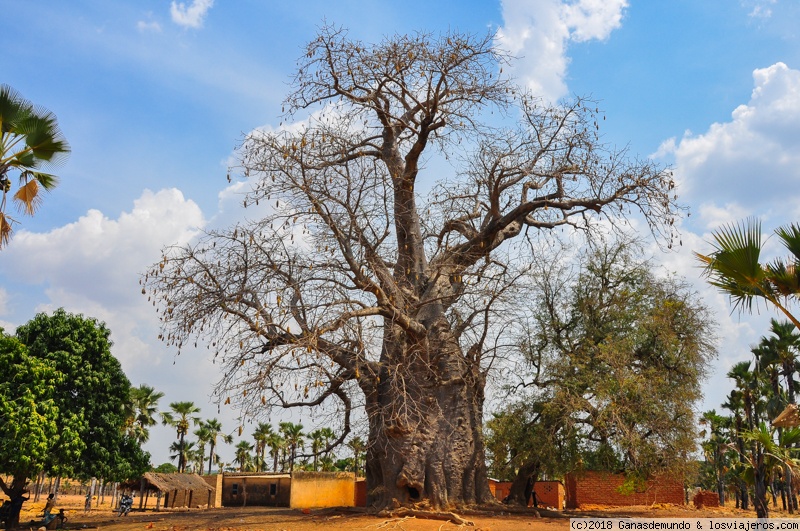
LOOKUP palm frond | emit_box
[17,109,70,167]
[696,218,769,313]
[766,259,800,298]
[0,212,12,248]
[0,84,33,133]
[776,224,800,263]
[13,178,42,215]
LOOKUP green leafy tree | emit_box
[753,320,800,511]
[14,309,149,482]
[153,462,178,474]
[319,427,336,459]
[763,319,800,405]
[489,239,717,504]
[161,401,201,473]
[486,400,578,505]
[0,310,148,526]
[696,218,800,329]
[0,332,74,528]
[335,458,355,472]
[0,84,70,247]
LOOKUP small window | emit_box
[270,483,277,496]
[231,483,239,495]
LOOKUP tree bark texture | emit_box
[363,320,491,508]
[0,475,29,529]
[506,462,539,506]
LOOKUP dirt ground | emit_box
[11,494,800,531]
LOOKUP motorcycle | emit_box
[117,494,133,517]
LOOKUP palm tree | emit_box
[309,429,325,471]
[319,427,336,458]
[169,440,196,471]
[766,319,800,405]
[201,418,233,475]
[161,401,201,473]
[728,361,758,430]
[252,423,273,472]
[346,437,366,477]
[699,410,731,506]
[266,432,285,472]
[193,425,211,475]
[318,456,336,472]
[696,218,800,329]
[234,441,254,472]
[0,84,70,247]
[757,319,800,512]
[126,384,164,444]
[737,423,800,518]
[279,422,305,471]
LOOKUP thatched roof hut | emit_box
[138,473,214,510]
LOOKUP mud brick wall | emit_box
[290,471,355,509]
[565,471,684,508]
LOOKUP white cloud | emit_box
[496,0,628,102]
[744,0,777,18]
[0,189,233,464]
[136,20,162,32]
[649,63,800,411]
[697,202,751,230]
[657,62,800,229]
[3,189,204,365]
[170,0,214,29]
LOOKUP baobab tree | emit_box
[143,26,680,509]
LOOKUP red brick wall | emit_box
[565,471,684,508]
[693,491,719,508]
[488,480,564,509]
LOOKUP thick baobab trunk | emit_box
[363,319,493,509]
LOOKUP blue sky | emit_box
[3,0,800,468]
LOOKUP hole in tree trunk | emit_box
[406,486,420,502]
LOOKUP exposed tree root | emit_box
[376,507,474,526]
[459,504,541,518]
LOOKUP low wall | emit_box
[565,471,684,508]
[490,480,564,509]
[290,471,355,509]
[693,490,720,508]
